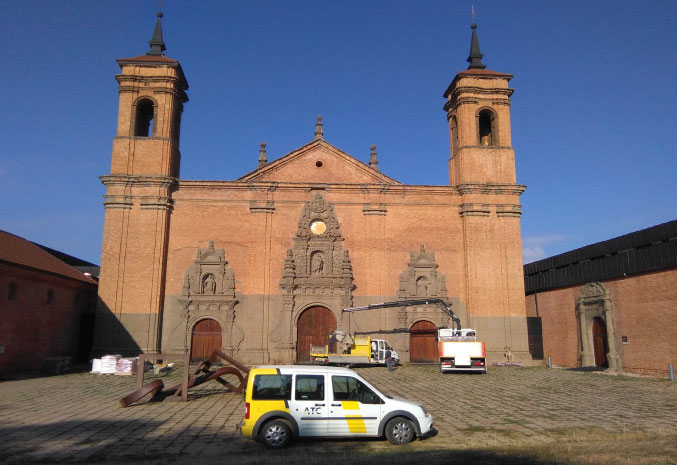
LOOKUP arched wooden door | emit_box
[190,319,222,362]
[296,306,336,363]
[592,317,609,367]
[410,320,438,363]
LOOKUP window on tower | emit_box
[451,116,459,155]
[134,99,155,137]
[478,109,496,146]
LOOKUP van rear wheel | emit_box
[385,417,414,445]
[260,419,292,449]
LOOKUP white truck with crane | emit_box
[342,299,486,373]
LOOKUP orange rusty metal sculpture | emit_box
[120,351,249,407]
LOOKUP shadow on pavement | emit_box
[0,419,562,465]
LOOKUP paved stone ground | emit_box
[0,365,675,463]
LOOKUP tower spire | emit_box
[147,11,166,56]
[466,22,486,69]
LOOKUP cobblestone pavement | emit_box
[0,365,675,463]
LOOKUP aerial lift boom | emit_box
[342,298,462,330]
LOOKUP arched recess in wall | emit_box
[576,282,620,370]
[476,107,498,146]
[450,115,459,154]
[409,320,438,363]
[190,318,223,362]
[296,306,336,363]
[133,97,156,137]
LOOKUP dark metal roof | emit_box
[147,11,166,56]
[467,23,486,69]
[524,220,677,294]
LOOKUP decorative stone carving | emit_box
[576,281,621,371]
[178,241,243,355]
[273,193,354,352]
[399,244,448,299]
[398,244,450,328]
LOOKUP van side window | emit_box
[332,376,382,404]
[252,374,292,400]
[295,375,324,401]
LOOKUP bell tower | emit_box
[443,22,530,363]
[94,12,189,355]
[444,22,515,186]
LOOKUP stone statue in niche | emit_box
[398,244,447,299]
[203,274,216,295]
[181,241,236,299]
[223,268,235,292]
[416,276,429,296]
[311,253,325,275]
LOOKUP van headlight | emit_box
[419,404,430,417]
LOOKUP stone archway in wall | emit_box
[190,318,222,362]
[296,306,337,363]
[576,282,620,370]
[270,193,354,362]
[410,320,438,363]
[177,241,244,358]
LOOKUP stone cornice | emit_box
[457,183,526,196]
[444,86,513,112]
[459,203,490,217]
[362,204,388,216]
[496,204,523,217]
[249,200,276,213]
[139,196,173,211]
[103,195,133,210]
[100,175,178,189]
[176,180,459,196]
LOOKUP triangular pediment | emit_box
[238,140,401,184]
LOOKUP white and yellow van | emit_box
[239,365,434,448]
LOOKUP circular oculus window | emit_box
[310,220,326,235]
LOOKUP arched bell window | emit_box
[477,108,497,146]
[134,98,155,137]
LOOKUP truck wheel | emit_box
[385,417,414,445]
[260,419,292,449]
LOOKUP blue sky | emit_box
[1,0,675,265]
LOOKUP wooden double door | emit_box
[190,319,223,362]
[297,306,337,363]
[410,320,438,363]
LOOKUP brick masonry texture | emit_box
[526,269,677,376]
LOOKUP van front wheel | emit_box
[260,419,292,449]
[385,417,414,445]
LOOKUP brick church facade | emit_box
[93,17,532,365]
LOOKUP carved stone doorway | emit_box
[577,282,621,370]
[190,319,222,362]
[410,320,438,363]
[592,317,609,367]
[296,306,336,363]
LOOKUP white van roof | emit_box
[253,365,357,374]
